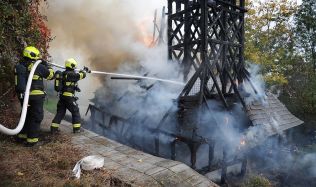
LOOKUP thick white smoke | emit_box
[45,0,167,108]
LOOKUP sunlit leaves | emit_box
[245,0,298,86]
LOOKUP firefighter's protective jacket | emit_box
[61,69,86,97]
[15,59,54,96]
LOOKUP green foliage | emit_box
[245,0,298,86]
[245,0,316,115]
[0,0,51,94]
[44,96,58,114]
[295,0,316,71]
[279,0,316,115]
[242,175,272,187]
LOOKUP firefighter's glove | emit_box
[75,86,81,92]
[83,66,91,73]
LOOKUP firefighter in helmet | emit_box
[15,46,55,146]
[51,58,88,133]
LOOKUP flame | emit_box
[136,17,155,47]
[237,138,246,151]
[240,135,246,145]
[239,136,246,149]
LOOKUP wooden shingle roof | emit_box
[243,92,303,147]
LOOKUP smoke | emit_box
[45,0,166,107]
[44,1,316,182]
[90,44,184,158]
[243,63,267,105]
[93,45,183,126]
[47,0,166,70]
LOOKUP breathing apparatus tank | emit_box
[54,70,63,92]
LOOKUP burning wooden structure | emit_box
[165,0,248,172]
[86,0,303,183]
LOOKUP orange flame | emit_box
[136,18,155,48]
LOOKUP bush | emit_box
[0,0,51,95]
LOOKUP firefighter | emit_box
[51,58,88,134]
[16,46,55,146]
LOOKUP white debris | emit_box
[72,155,105,179]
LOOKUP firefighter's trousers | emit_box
[18,95,44,144]
[51,96,81,131]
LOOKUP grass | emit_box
[44,95,58,114]
[0,97,114,187]
[242,175,272,187]
[0,134,113,187]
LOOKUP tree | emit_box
[295,0,316,73]
[282,0,316,116]
[245,0,298,86]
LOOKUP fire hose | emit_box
[49,63,185,86]
[0,61,184,135]
[0,60,42,135]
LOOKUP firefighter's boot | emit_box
[50,123,60,134]
[73,124,81,133]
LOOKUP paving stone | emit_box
[152,169,190,186]
[114,145,127,151]
[101,149,120,157]
[59,125,72,133]
[131,173,161,187]
[103,138,123,148]
[90,135,121,149]
[120,148,139,156]
[88,142,111,155]
[84,145,101,155]
[142,156,165,164]
[114,167,146,185]
[102,156,113,164]
[178,168,200,181]
[169,163,190,173]
[82,131,99,138]
[114,145,138,156]
[194,180,217,187]
[145,166,167,176]
[83,142,101,150]
[186,175,209,186]
[103,161,122,170]
[120,158,157,173]
[129,151,152,159]
[110,154,129,163]
[95,146,115,156]
[152,169,175,181]
[71,135,95,145]
[155,159,181,169]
